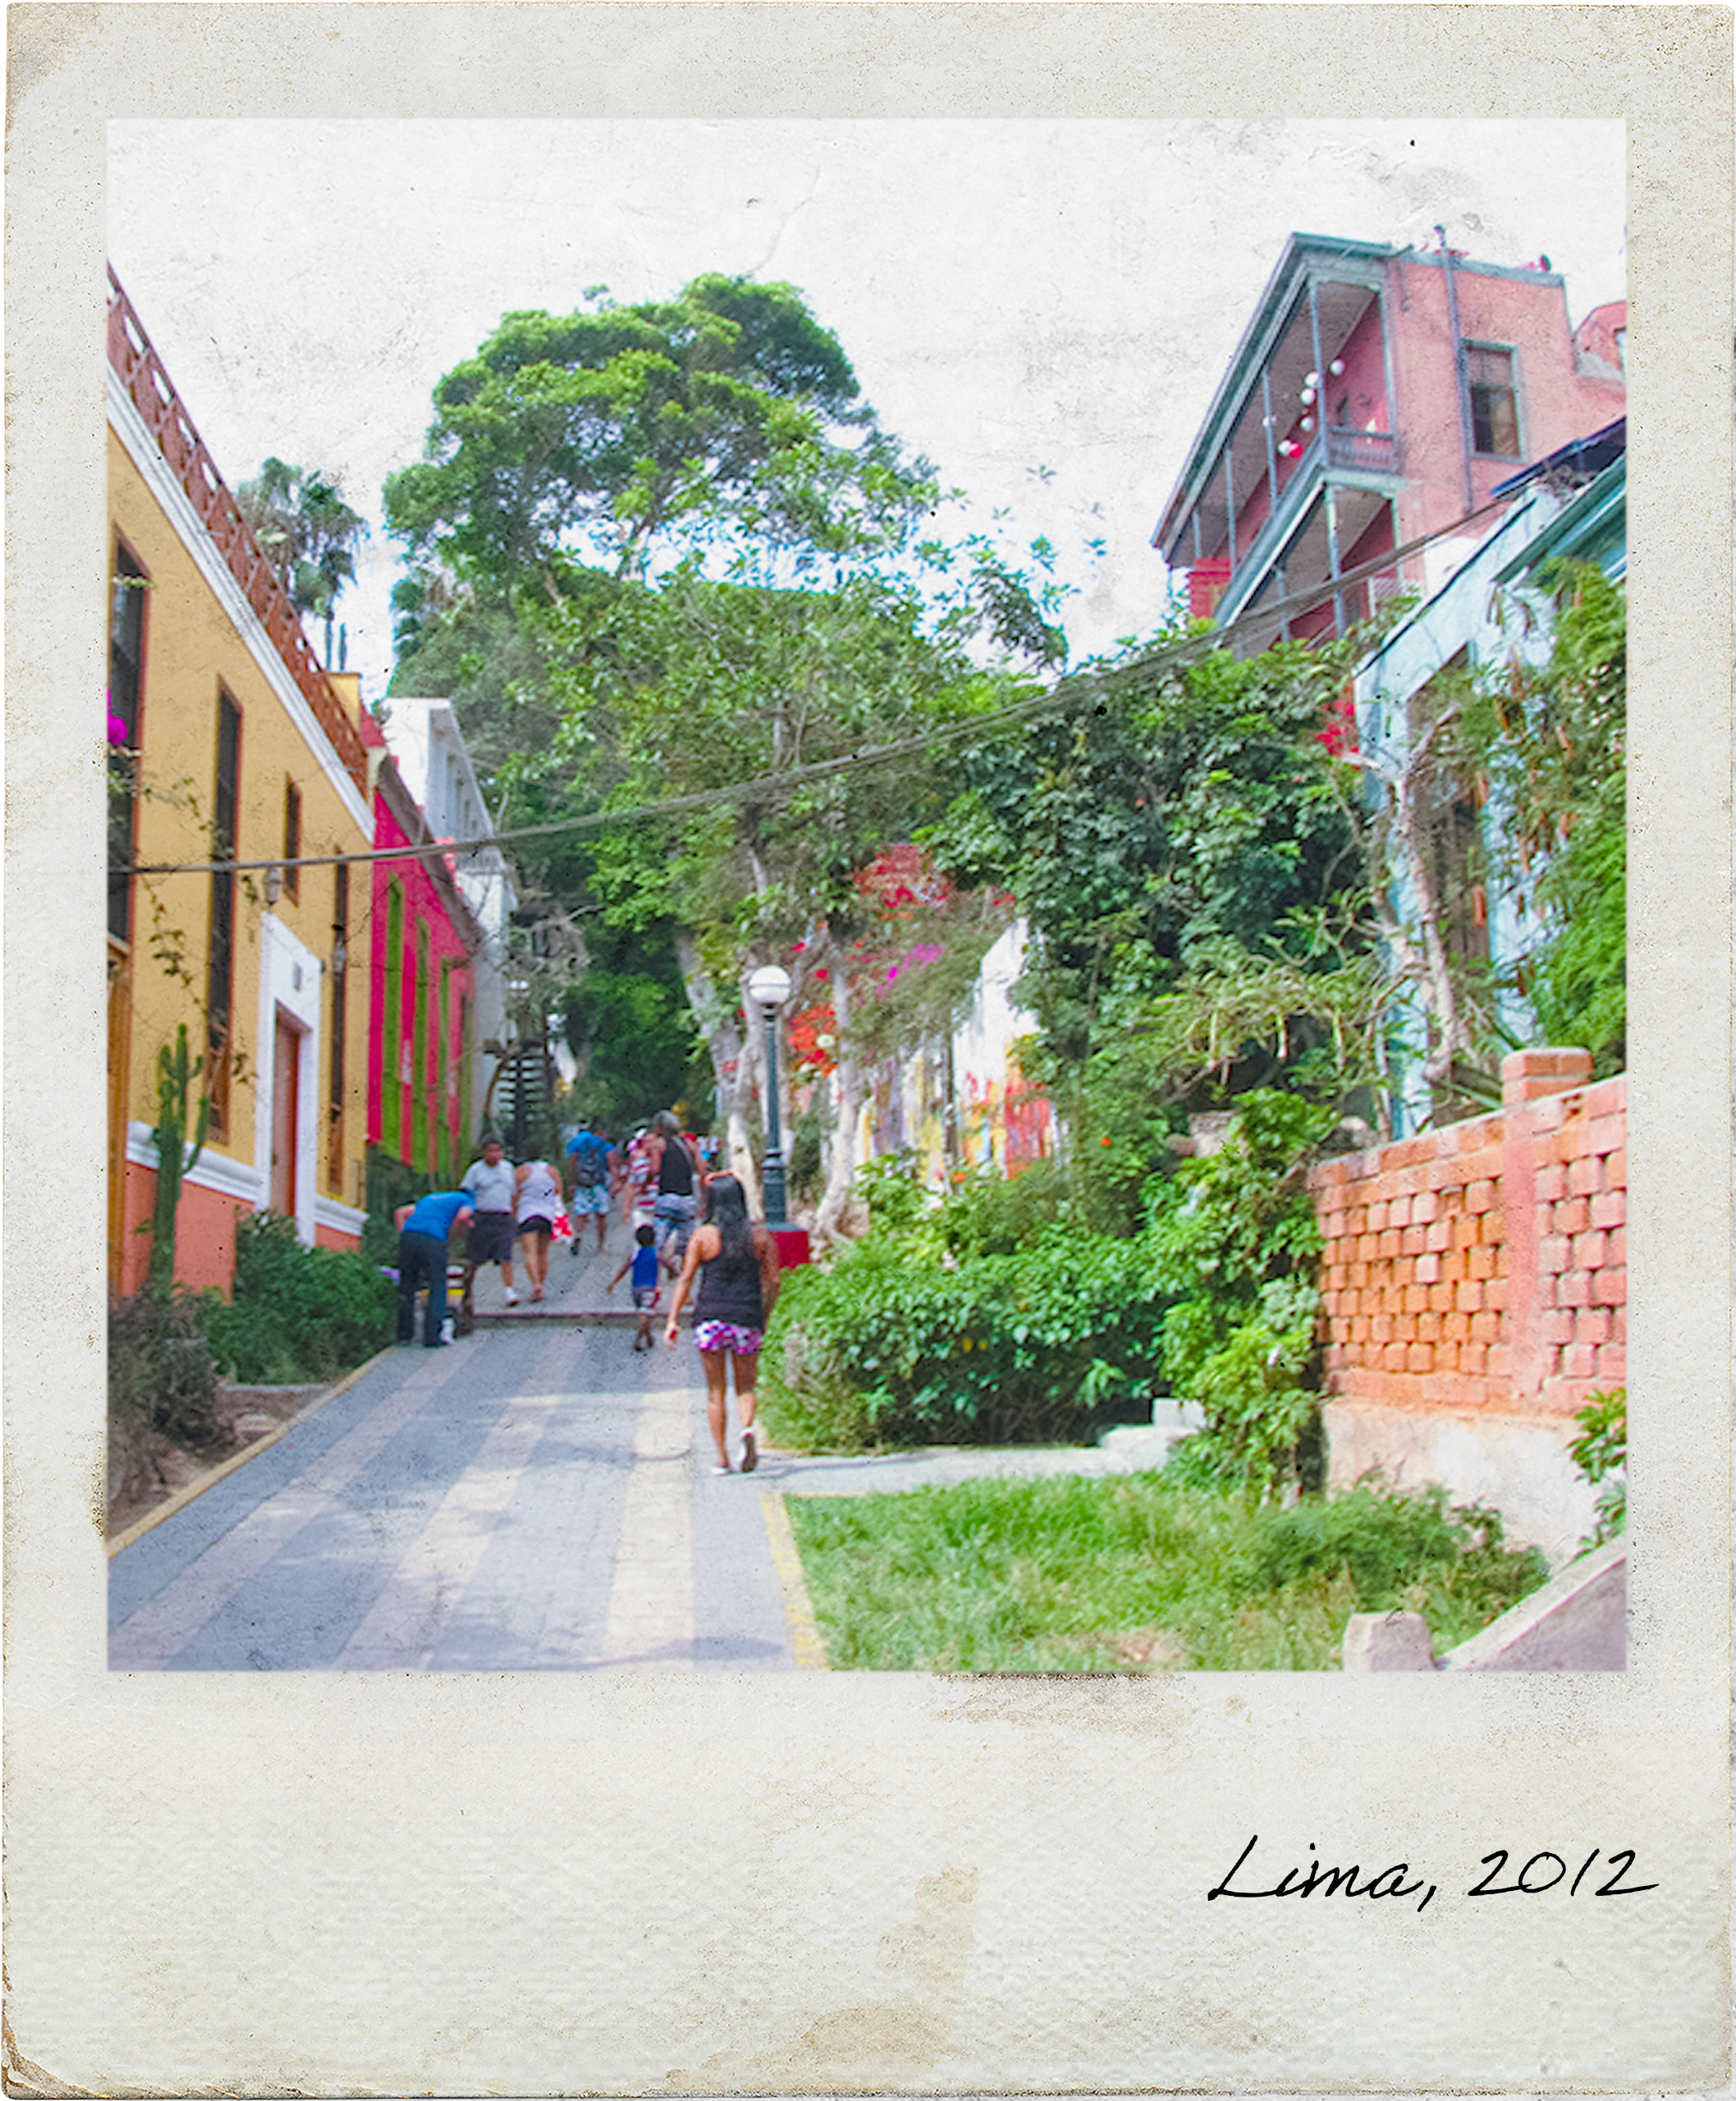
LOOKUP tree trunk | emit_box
[671,929,760,1214]
[1387,758,1468,1095]
[814,959,865,1245]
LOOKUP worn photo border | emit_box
[5,7,1731,2092]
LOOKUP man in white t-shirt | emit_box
[461,1134,520,1307]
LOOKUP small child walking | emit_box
[607,1224,662,1352]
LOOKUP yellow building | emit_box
[107,268,373,1294]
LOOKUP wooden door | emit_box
[271,1013,300,1218]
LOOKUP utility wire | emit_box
[119,490,1511,881]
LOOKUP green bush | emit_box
[762,1224,1170,1452]
[787,1474,1550,1671]
[933,1155,1072,1258]
[1149,1090,1334,1497]
[108,1289,222,1449]
[1569,1386,1626,1549]
[201,1212,396,1384]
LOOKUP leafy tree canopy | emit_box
[1466,560,1626,1069]
[238,457,367,626]
[925,629,1367,1078]
[383,276,939,597]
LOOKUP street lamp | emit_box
[745,963,793,1226]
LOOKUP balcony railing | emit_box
[106,267,369,799]
[1322,426,1400,476]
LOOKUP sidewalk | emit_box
[465,1206,654,1325]
[108,1316,798,1671]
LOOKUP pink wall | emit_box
[1386,257,1626,549]
[368,775,477,1174]
[1202,257,1623,589]
[1329,298,1390,433]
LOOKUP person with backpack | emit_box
[564,1117,618,1255]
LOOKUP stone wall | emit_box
[1308,1050,1624,1563]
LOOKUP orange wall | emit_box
[118,1162,245,1299]
[1309,1061,1625,1421]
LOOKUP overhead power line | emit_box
[118,490,1512,881]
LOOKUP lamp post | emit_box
[745,963,793,1226]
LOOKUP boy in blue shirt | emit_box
[606,1223,662,1352]
[393,1190,475,1347]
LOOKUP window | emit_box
[207,689,242,1136]
[327,863,348,1191]
[383,882,405,1156]
[1466,345,1521,458]
[283,780,302,901]
[108,542,149,942]
[412,923,431,1169]
[437,959,452,1179]
[457,993,473,1157]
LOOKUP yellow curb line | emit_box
[106,1346,399,1559]
[760,1488,829,1670]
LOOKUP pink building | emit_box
[1153,234,1626,648]
[360,705,484,1187]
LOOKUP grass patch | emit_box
[786,1473,1549,1672]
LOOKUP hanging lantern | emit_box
[1299,415,1316,433]
[1329,358,1346,377]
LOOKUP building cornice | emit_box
[126,1122,267,1206]
[315,1194,369,1236]
[108,373,373,840]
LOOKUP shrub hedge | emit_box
[200,1212,396,1385]
[763,1220,1170,1450]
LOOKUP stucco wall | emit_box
[108,419,373,1278]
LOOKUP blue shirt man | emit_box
[565,1121,617,1253]
[395,1191,474,1347]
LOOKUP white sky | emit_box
[108,119,1624,698]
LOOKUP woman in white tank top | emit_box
[514,1158,563,1302]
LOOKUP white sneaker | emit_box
[503,1289,520,1307]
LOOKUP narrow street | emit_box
[108,1220,800,1671]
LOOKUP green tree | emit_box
[238,457,368,663]
[1468,562,1626,1069]
[925,626,1377,1150]
[522,561,1031,1229]
[382,277,937,599]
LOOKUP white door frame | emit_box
[254,914,323,1246]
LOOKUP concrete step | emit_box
[469,1307,686,1329]
[1094,1400,1203,1467]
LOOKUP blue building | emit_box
[1350,419,1625,1131]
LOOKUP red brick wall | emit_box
[1308,1052,1625,1422]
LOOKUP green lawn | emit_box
[786,1472,1550,1672]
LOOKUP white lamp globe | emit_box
[747,964,793,1008]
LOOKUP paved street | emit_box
[110,1215,1184,1672]
[109,1219,801,1671]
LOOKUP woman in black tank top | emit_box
[665,1174,781,1473]
[657,1133,696,1195]
[648,1111,703,1275]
